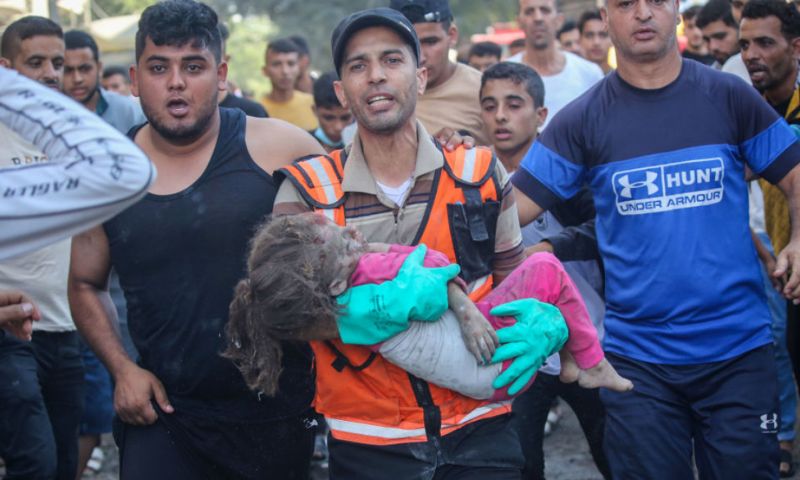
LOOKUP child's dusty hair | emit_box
[222,213,343,396]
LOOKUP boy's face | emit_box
[262,49,300,93]
[480,78,545,157]
[313,105,353,142]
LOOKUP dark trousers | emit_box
[601,345,779,480]
[328,415,524,480]
[0,330,84,480]
[511,373,611,480]
[115,407,316,480]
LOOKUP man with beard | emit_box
[510,0,800,475]
[63,30,144,134]
[696,0,741,69]
[273,7,566,478]
[68,0,327,478]
[740,1,800,474]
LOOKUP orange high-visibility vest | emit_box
[278,145,510,446]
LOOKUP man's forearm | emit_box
[69,283,134,379]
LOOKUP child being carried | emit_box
[224,213,633,399]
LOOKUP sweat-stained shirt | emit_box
[511,59,800,365]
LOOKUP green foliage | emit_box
[225,16,276,99]
[94,0,151,16]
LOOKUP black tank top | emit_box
[105,108,313,420]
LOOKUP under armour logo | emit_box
[618,171,659,198]
[760,413,778,431]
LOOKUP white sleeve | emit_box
[378,310,501,400]
[0,66,155,260]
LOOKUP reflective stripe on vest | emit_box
[325,401,511,446]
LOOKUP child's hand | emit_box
[454,301,499,364]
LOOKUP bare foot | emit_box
[558,350,580,384]
[578,358,634,392]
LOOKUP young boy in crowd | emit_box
[223,213,632,400]
[480,61,614,478]
[309,71,352,152]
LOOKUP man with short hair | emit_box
[681,6,715,65]
[273,7,558,478]
[510,0,800,475]
[480,61,610,478]
[310,71,352,152]
[508,0,603,129]
[64,30,145,133]
[0,16,86,480]
[69,0,326,477]
[216,23,268,118]
[102,65,133,96]
[740,1,800,474]
[468,41,502,72]
[557,20,583,55]
[260,37,317,130]
[290,35,316,94]
[578,10,612,74]
[697,0,741,68]
[390,0,490,145]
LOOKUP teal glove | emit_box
[336,244,460,345]
[790,124,800,139]
[489,299,568,395]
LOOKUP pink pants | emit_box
[476,252,604,370]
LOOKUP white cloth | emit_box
[722,53,751,85]
[0,66,155,260]
[508,51,604,129]
[376,177,413,206]
[379,310,500,400]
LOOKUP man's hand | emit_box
[0,290,40,341]
[113,363,174,425]
[434,127,475,151]
[775,239,800,302]
[489,299,568,395]
[336,245,460,345]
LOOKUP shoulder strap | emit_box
[440,145,496,187]
[275,151,346,209]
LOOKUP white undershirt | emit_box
[376,178,413,206]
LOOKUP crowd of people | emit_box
[2,0,800,479]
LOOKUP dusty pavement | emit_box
[34,404,800,479]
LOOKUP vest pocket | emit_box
[447,199,500,283]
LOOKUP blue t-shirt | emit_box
[512,59,800,364]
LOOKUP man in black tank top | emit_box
[67,1,326,478]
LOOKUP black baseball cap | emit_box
[331,7,421,75]
[389,0,453,24]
